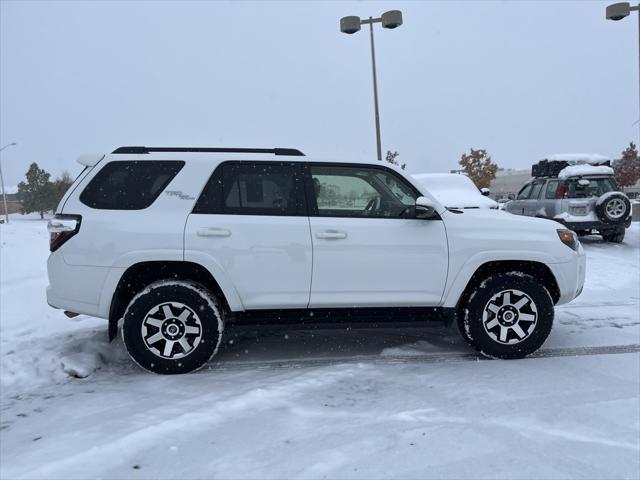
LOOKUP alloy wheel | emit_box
[605,198,626,219]
[141,302,203,359]
[482,289,538,345]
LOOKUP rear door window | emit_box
[193,162,305,216]
[529,181,544,200]
[79,161,184,210]
[545,180,560,199]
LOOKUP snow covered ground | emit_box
[1,214,639,479]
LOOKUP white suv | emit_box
[47,147,586,374]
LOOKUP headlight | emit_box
[557,229,579,251]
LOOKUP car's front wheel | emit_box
[459,272,554,359]
[122,280,224,374]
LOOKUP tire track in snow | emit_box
[207,344,640,372]
[7,366,359,480]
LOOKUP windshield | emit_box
[566,177,616,198]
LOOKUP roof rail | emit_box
[111,146,305,156]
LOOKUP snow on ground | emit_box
[1,214,639,479]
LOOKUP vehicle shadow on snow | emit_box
[216,324,469,363]
[63,323,471,379]
[579,232,635,248]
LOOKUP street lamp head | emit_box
[340,16,361,34]
[606,2,631,21]
[381,10,403,29]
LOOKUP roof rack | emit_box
[531,158,611,178]
[111,146,305,156]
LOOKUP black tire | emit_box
[575,229,590,237]
[459,272,554,359]
[601,227,625,243]
[122,280,223,374]
[595,193,630,226]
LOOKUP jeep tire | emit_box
[601,227,625,243]
[595,193,630,226]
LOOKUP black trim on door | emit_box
[226,306,455,327]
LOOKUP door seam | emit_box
[306,216,314,309]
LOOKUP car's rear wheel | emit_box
[459,272,554,359]
[122,281,223,374]
[601,227,625,243]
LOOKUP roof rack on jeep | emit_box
[111,146,305,156]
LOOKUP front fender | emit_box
[441,250,561,308]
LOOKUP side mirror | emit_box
[415,196,440,219]
[480,187,491,197]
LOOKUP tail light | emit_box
[47,214,81,252]
[555,182,566,199]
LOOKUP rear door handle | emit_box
[197,227,231,238]
[316,230,347,240]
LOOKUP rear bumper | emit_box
[46,251,110,318]
[557,217,631,232]
[47,286,102,318]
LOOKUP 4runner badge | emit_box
[165,190,195,200]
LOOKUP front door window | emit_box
[310,165,418,218]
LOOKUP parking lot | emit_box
[1,215,638,479]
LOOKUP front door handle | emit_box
[197,227,231,238]
[316,230,347,240]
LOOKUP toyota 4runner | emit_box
[47,146,586,374]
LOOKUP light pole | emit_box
[0,142,17,224]
[340,10,403,161]
[607,2,640,139]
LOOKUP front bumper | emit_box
[548,244,586,305]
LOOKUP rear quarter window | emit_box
[79,161,184,210]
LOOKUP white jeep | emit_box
[47,147,586,374]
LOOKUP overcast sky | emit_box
[0,0,637,186]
